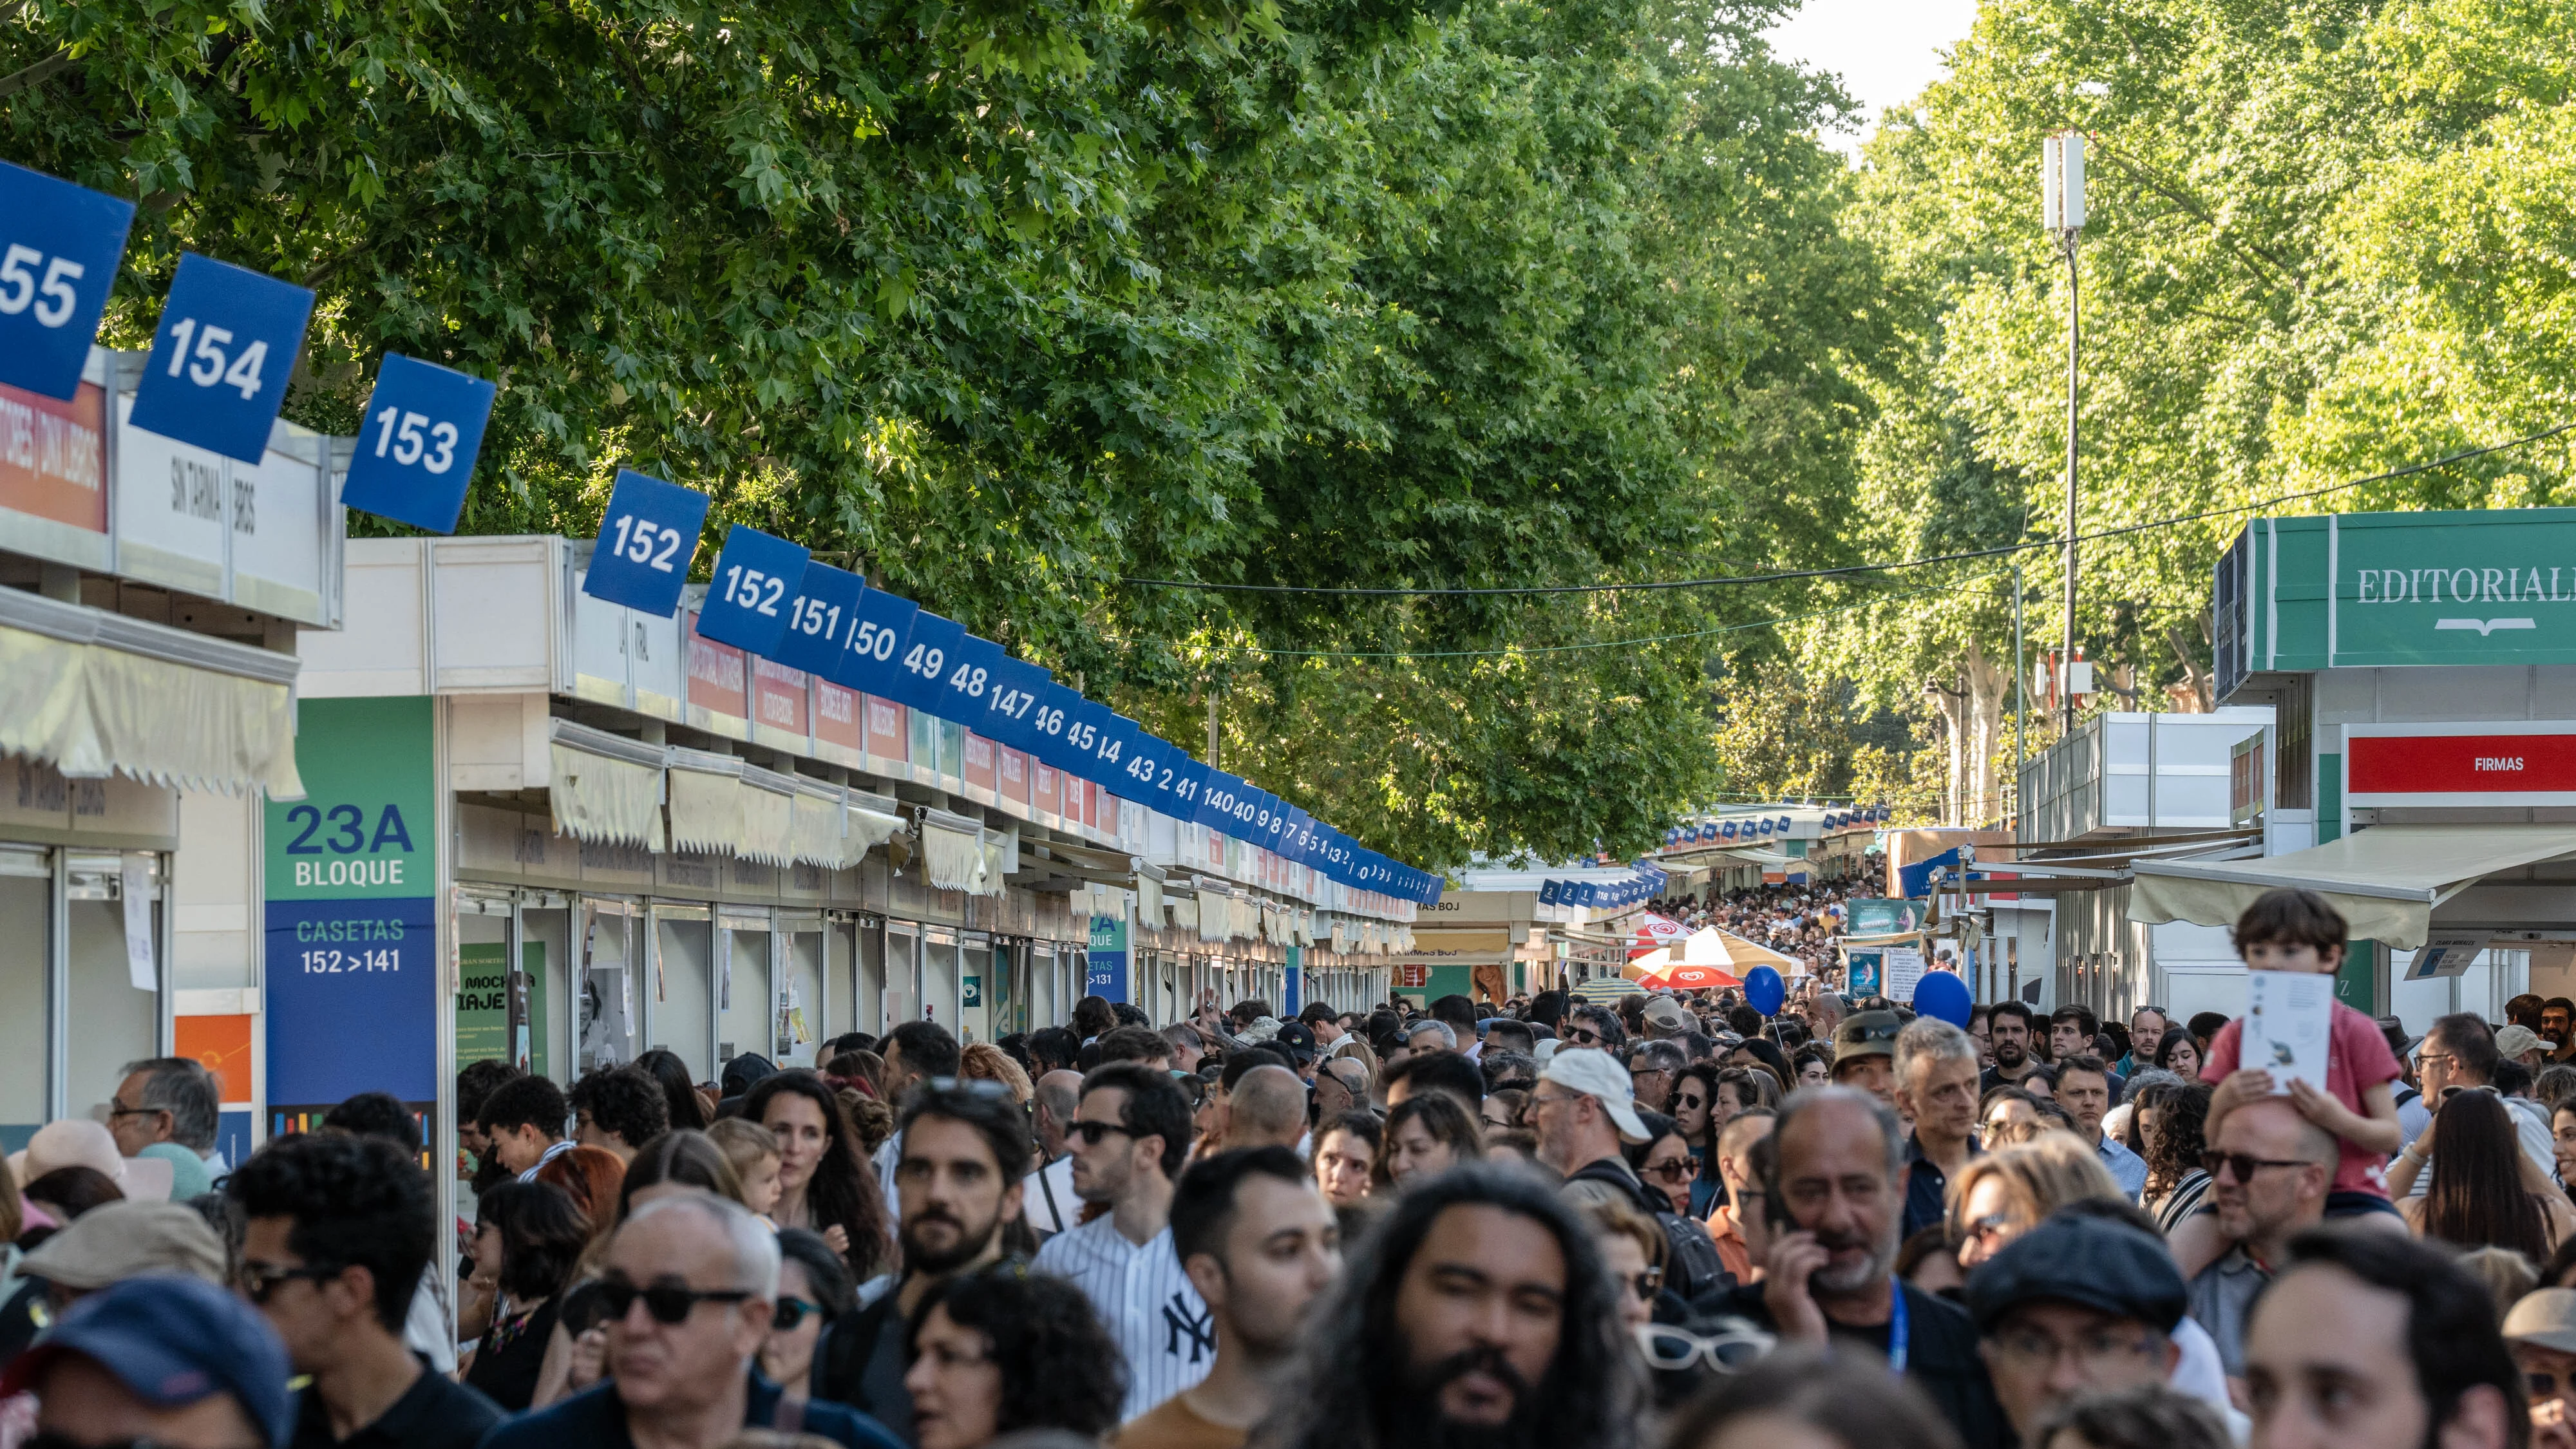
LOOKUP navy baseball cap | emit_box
[1965,1211,2188,1334]
[0,1274,294,1449]
[1273,1021,1320,1063]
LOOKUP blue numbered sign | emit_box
[582,469,710,617]
[339,354,498,533]
[129,252,316,464]
[772,560,867,677]
[0,162,135,401]
[980,655,1052,752]
[1061,700,1119,784]
[833,586,923,698]
[1027,684,1088,773]
[890,611,968,714]
[934,632,1008,724]
[697,525,810,655]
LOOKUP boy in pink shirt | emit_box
[2201,887,2406,1217]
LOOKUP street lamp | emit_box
[2043,130,2085,732]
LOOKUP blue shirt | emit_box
[475,1371,902,1449]
[2098,1134,2149,1198]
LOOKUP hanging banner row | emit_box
[579,470,1441,904]
[0,157,1437,902]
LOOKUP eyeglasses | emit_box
[1641,1159,1694,1185]
[105,1097,160,1120]
[1989,1325,2164,1372]
[773,1296,831,1331]
[236,1262,338,1303]
[596,1278,755,1325]
[1627,1265,1664,1301]
[2201,1150,2311,1183]
[1569,1027,1608,1046]
[1070,1121,1137,1146]
[2532,1371,2566,1397]
[1636,1320,1774,1372]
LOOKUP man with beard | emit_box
[1704,1086,2010,1449]
[1034,1061,1211,1423]
[1256,1162,1645,1449]
[810,1080,1029,1434]
[1117,1149,1341,1449]
[1980,1001,2051,1095]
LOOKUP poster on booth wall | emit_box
[1843,948,1884,998]
[1088,907,1130,1003]
[1883,947,1927,1005]
[456,942,549,1076]
[263,696,439,1137]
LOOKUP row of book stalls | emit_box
[1928,507,2576,1037]
[0,355,1415,1160]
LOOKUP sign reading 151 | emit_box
[279,801,417,889]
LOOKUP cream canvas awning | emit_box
[0,586,303,799]
[2130,824,2576,950]
[547,721,666,851]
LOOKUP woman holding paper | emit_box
[2197,889,2407,1223]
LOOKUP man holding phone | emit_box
[1705,1085,2009,1449]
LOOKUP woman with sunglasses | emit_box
[761,1227,856,1406]
[1668,1064,1727,1216]
[1627,1113,1699,1217]
[463,1180,591,1412]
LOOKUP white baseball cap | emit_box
[1539,1048,1652,1143]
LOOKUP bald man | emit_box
[1220,1065,1310,1153]
[1023,1068,1087,1236]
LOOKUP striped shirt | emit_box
[1032,1215,1212,1422]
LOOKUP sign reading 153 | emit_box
[339,354,498,535]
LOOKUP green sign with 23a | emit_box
[265,696,436,900]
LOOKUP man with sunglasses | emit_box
[1566,1005,1627,1053]
[1312,1057,1371,1124]
[486,1194,900,1449]
[2187,1096,2334,1388]
[227,1133,499,1449]
[813,1081,1032,1435]
[2504,1288,2576,1448]
[1032,1061,1212,1422]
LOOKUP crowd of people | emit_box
[3,886,2571,1449]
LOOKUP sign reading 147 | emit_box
[128,252,316,465]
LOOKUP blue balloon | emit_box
[1911,969,1973,1027]
[1744,965,1786,1018]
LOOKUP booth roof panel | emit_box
[2130,822,2576,950]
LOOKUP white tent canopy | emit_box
[2129,823,2576,950]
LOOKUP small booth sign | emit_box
[2347,723,2576,807]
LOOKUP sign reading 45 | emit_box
[0,161,135,402]
[129,252,316,464]
[339,354,498,534]
[583,469,711,618]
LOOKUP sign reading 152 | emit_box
[583,469,711,619]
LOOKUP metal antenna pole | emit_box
[2013,562,2025,820]
[2061,228,2081,735]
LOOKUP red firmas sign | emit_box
[2346,726,2576,804]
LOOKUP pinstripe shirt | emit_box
[1032,1214,1213,1423]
